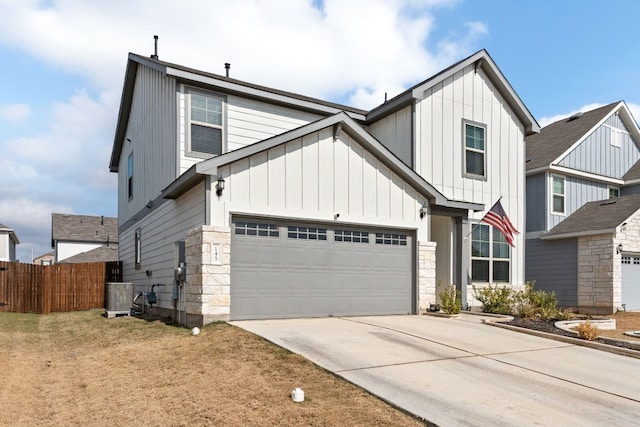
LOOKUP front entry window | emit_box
[471,224,509,282]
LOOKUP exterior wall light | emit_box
[617,243,623,254]
[419,204,429,219]
[216,176,225,196]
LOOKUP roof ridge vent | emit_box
[600,199,617,206]
[567,111,584,122]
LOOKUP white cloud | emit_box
[0,0,484,262]
[627,102,640,125]
[0,103,30,121]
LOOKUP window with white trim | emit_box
[551,175,565,214]
[471,224,510,282]
[188,89,224,156]
[463,120,486,179]
[609,187,620,199]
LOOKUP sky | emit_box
[1,0,640,263]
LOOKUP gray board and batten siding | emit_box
[230,218,414,320]
[526,173,546,232]
[525,238,578,307]
[558,113,640,179]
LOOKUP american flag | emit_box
[481,199,519,247]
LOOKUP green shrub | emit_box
[438,284,462,315]
[472,284,512,314]
[511,282,536,318]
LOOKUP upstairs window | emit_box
[463,120,486,179]
[189,90,224,156]
[551,175,565,214]
[127,152,134,200]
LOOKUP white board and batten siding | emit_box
[120,182,206,308]
[414,63,526,284]
[177,87,322,175]
[367,106,413,166]
[212,127,428,239]
[119,65,178,225]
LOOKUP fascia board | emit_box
[161,164,203,199]
[167,67,367,121]
[110,57,141,172]
[541,228,617,240]
[411,50,539,135]
[617,102,640,149]
[547,165,625,186]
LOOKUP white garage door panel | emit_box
[622,256,640,310]
[230,219,414,320]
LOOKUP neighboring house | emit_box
[109,48,538,326]
[525,101,640,313]
[51,214,119,263]
[33,251,55,265]
[0,223,19,262]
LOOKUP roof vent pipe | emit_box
[224,63,230,77]
[151,35,159,59]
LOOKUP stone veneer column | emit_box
[577,234,615,314]
[185,225,231,326]
[418,241,437,312]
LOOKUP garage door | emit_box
[622,255,640,310]
[230,219,414,320]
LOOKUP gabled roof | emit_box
[525,101,638,172]
[542,193,640,240]
[110,53,368,172]
[162,112,483,212]
[51,214,118,247]
[57,244,119,264]
[111,49,539,172]
[0,223,19,244]
[368,49,540,136]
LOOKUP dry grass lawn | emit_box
[0,310,425,426]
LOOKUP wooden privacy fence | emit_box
[0,261,122,314]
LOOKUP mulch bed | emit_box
[505,317,638,351]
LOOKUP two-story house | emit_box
[110,48,538,326]
[51,213,119,263]
[0,223,19,262]
[525,101,640,313]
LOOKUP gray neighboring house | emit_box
[51,214,119,263]
[525,101,640,313]
[0,223,19,262]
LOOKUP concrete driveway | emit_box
[232,314,640,426]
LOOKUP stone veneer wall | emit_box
[185,225,231,326]
[418,241,437,312]
[577,233,617,314]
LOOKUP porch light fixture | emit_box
[216,176,225,196]
[617,243,623,254]
[419,204,428,219]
